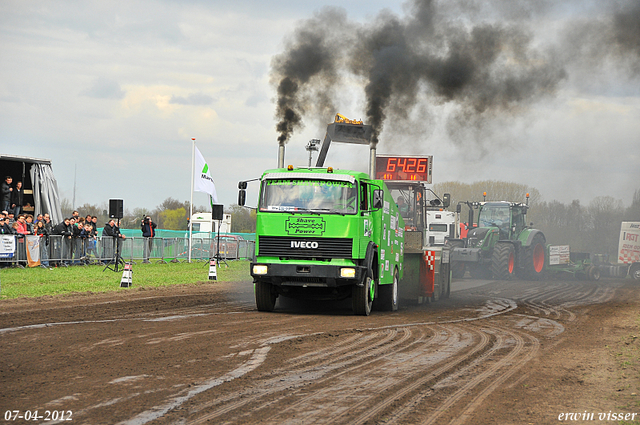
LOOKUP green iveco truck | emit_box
[241,166,405,315]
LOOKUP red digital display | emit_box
[375,155,432,183]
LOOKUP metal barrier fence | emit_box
[0,235,255,268]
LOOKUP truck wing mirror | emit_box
[443,193,451,208]
[238,189,246,206]
[456,203,461,213]
[372,189,384,209]
[238,181,248,190]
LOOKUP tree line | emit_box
[61,197,257,233]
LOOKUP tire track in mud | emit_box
[182,327,439,424]
[518,280,618,324]
[423,326,540,425]
[207,281,611,424]
[322,326,492,425]
[115,297,516,424]
[171,297,518,423]
[80,279,618,424]
[176,324,500,425]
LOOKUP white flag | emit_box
[194,146,219,203]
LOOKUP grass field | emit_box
[0,260,252,300]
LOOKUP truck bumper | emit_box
[251,262,366,287]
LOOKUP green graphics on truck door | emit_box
[374,188,405,284]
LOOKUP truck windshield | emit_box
[260,179,357,214]
[429,224,448,232]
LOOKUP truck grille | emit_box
[258,236,353,259]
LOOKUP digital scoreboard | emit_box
[375,155,432,183]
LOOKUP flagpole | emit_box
[189,138,195,263]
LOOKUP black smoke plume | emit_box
[271,9,351,145]
[271,0,640,147]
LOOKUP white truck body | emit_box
[618,222,640,280]
[618,222,640,264]
[425,210,458,246]
[190,212,232,235]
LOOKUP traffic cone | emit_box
[120,263,133,287]
[209,259,217,281]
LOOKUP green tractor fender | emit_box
[517,229,546,249]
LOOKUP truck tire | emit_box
[352,275,374,316]
[491,243,515,280]
[521,233,546,280]
[630,264,640,281]
[430,281,440,303]
[255,281,277,312]
[442,269,451,299]
[377,268,399,311]
[587,266,601,281]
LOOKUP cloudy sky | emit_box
[1,0,639,214]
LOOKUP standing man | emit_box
[43,213,53,234]
[140,216,157,263]
[102,219,126,262]
[53,217,73,265]
[1,176,13,213]
[11,181,23,216]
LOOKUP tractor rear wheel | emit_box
[491,242,516,280]
[521,233,546,280]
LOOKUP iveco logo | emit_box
[291,241,319,249]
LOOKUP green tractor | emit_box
[448,195,546,280]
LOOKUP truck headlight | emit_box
[253,265,268,275]
[340,267,356,278]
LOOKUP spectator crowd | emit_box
[1,175,129,268]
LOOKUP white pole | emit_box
[189,138,195,263]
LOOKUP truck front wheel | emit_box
[630,264,640,281]
[255,281,277,312]
[353,275,374,316]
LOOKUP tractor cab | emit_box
[477,202,528,240]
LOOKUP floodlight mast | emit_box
[306,139,321,167]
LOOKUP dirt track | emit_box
[2,276,640,424]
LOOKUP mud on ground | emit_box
[1,277,639,424]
